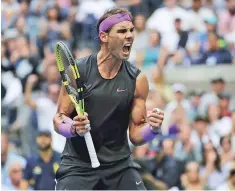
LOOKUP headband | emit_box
[99,13,132,36]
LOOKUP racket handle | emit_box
[84,132,100,168]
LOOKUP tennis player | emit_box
[53,8,164,190]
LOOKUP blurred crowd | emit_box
[1,0,235,190]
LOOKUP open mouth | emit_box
[122,44,131,54]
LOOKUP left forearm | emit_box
[129,123,160,146]
[129,123,148,146]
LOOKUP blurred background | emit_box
[1,0,235,190]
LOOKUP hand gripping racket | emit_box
[55,41,100,168]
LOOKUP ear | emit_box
[99,32,108,43]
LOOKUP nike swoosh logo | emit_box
[136,181,142,185]
[117,88,127,92]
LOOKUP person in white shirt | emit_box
[146,0,191,53]
[162,83,192,133]
[76,0,116,22]
[198,77,226,117]
[24,74,66,153]
[217,163,235,190]
[187,0,215,32]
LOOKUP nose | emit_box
[126,30,134,39]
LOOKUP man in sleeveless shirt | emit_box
[53,8,164,190]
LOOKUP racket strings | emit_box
[58,48,79,97]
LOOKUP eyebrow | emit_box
[116,27,135,33]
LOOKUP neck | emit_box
[39,148,53,163]
[193,7,200,12]
[97,48,122,79]
[12,181,21,189]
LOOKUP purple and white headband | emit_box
[98,13,132,37]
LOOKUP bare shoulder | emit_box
[134,72,149,100]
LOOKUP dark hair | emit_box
[46,5,62,22]
[220,136,231,146]
[202,143,221,172]
[96,7,133,34]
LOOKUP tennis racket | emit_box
[55,41,100,168]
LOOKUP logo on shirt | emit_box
[33,166,42,175]
[117,88,127,92]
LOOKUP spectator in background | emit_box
[217,0,235,39]
[129,14,149,66]
[1,133,26,186]
[218,93,232,117]
[163,83,192,132]
[199,77,226,117]
[180,162,206,190]
[1,0,20,31]
[23,130,61,190]
[146,83,166,113]
[141,139,180,190]
[167,105,188,137]
[2,162,27,190]
[115,0,150,17]
[188,0,215,33]
[217,162,235,190]
[219,136,234,169]
[150,66,174,104]
[207,104,232,148]
[141,30,162,70]
[152,139,181,189]
[76,0,116,22]
[24,74,66,153]
[192,32,232,65]
[186,15,218,64]
[231,110,235,151]
[190,116,210,163]
[147,0,190,54]
[1,38,23,128]
[15,15,29,38]
[167,17,189,66]
[8,35,39,91]
[200,141,228,190]
[174,124,201,163]
[189,90,203,120]
[38,4,72,57]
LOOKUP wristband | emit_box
[58,117,76,138]
[141,124,161,142]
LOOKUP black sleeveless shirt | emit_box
[61,54,140,165]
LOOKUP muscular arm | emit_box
[53,84,91,137]
[53,84,74,133]
[129,72,149,146]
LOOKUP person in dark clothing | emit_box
[23,130,61,190]
[53,8,165,190]
[192,32,232,65]
[174,18,188,49]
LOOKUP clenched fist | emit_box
[72,113,91,136]
[147,108,164,132]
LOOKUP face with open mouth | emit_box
[107,21,135,60]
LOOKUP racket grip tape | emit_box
[84,132,100,168]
